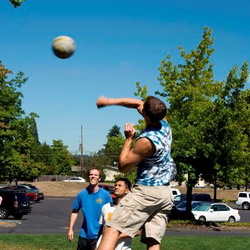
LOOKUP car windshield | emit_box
[176,201,202,209]
[193,203,211,211]
[174,195,185,201]
[176,202,187,209]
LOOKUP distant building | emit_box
[71,166,82,175]
[103,166,121,181]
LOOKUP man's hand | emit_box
[96,96,110,108]
[67,229,74,242]
[124,123,136,140]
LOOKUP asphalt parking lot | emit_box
[0,197,249,236]
[0,196,81,234]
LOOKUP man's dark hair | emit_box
[143,96,167,122]
[116,177,132,191]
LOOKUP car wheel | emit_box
[228,216,236,223]
[0,208,9,219]
[13,214,23,219]
[198,216,206,223]
[242,202,250,210]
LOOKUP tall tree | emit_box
[156,27,218,204]
[107,125,120,137]
[135,27,249,211]
[0,62,41,181]
[214,63,250,190]
[32,142,56,175]
[103,126,125,166]
[51,140,75,175]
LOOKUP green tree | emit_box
[107,125,120,137]
[155,27,218,204]
[0,62,41,182]
[135,27,250,211]
[9,0,26,8]
[51,140,75,175]
[103,125,125,166]
[32,142,56,175]
[214,63,250,190]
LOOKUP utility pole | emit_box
[79,125,84,175]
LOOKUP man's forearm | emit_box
[96,97,144,114]
[68,212,78,230]
[118,138,134,173]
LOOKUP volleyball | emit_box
[52,36,76,59]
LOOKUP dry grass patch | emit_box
[25,182,245,201]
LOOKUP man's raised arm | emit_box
[96,96,144,115]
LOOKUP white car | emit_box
[192,203,241,223]
[235,192,250,210]
[63,177,86,183]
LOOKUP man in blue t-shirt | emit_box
[67,168,112,250]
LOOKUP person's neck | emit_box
[113,197,122,205]
[88,184,99,193]
[146,120,161,128]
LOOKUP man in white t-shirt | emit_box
[96,178,133,250]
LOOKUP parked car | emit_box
[62,177,86,183]
[169,201,206,221]
[16,185,45,202]
[173,193,212,206]
[175,201,205,211]
[21,183,40,192]
[0,185,44,203]
[169,205,195,221]
[192,202,241,223]
[171,188,181,198]
[235,191,250,210]
[0,189,31,219]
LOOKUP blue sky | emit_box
[1,0,250,154]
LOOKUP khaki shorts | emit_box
[109,184,173,244]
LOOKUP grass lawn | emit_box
[0,234,250,250]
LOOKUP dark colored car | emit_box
[169,206,195,221]
[175,201,204,211]
[1,185,44,203]
[21,183,39,191]
[18,184,45,202]
[0,190,31,219]
[173,193,212,206]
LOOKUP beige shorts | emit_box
[109,184,173,244]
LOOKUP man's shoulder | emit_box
[160,119,169,127]
[77,187,88,196]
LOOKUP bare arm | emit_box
[67,210,78,242]
[118,123,155,173]
[96,96,144,116]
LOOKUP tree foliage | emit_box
[9,0,26,8]
[135,27,250,195]
[103,125,125,166]
[107,125,120,137]
[50,140,75,175]
[0,62,76,181]
[0,61,41,181]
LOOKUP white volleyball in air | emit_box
[52,36,76,59]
